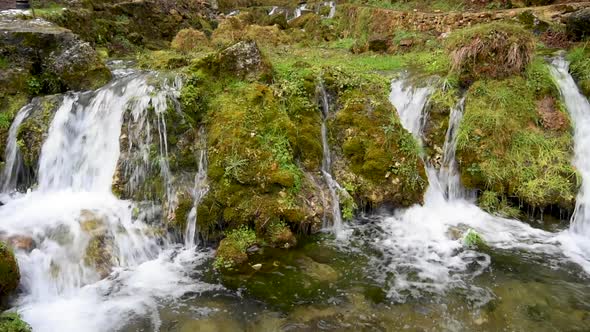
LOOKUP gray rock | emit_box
[217,40,271,81]
[0,15,111,92]
[565,8,590,41]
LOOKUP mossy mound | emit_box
[326,69,427,208]
[567,44,590,98]
[171,28,211,53]
[446,22,535,81]
[0,312,31,332]
[456,58,578,215]
[0,242,20,302]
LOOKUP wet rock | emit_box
[6,235,35,252]
[565,8,590,41]
[251,263,262,270]
[0,241,20,302]
[297,255,339,283]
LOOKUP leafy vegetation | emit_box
[0,312,31,332]
[456,58,578,213]
[568,43,590,97]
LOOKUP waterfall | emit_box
[549,58,590,271]
[184,127,209,249]
[1,103,33,193]
[0,71,217,332]
[438,97,468,201]
[119,75,180,210]
[325,1,336,18]
[549,58,590,236]
[318,82,344,234]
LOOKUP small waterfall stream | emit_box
[184,127,209,249]
[0,71,217,332]
[318,82,344,234]
[549,58,590,268]
[1,103,33,193]
[438,97,468,201]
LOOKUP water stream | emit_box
[550,57,590,271]
[1,66,590,331]
[184,127,209,249]
[317,82,344,235]
[0,71,218,332]
[1,103,33,193]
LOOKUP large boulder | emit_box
[0,241,20,303]
[565,8,590,41]
[0,15,111,93]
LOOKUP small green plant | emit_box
[0,312,31,332]
[225,225,257,252]
[27,77,42,95]
[463,229,486,249]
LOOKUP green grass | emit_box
[567,43,590,97]
[456,59,578,211]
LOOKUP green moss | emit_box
[330,67,427,207]
[456,61,578,212]
[0,312,31,332]
[214,225,257,271]
[0,242,20,300]
[568,43,590,97]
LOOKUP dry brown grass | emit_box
[446,22,535,79]
[171,28,210,53]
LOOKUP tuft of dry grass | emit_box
[446,22,535,79]
[171,28,210,53]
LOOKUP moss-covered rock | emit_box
[195,40,273,82]
[16,95,63,181]
[446,22,535,82]
[44,0,215,54]
[326,69,427,208]
[214,225,257,271]
[0,312,31,332]
[171,28,211,53]
[456,58,578,214]
[0,242,20,302]
[0,16,111,93]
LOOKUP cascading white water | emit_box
[120,75,180,210]
[1,103,33,193]
[318,82,344,235]
[438,97,469,201]
[550,58,590,236]
[0,71,218,332]
[549,57,590,270]
[375,76,581,301]
[185,127,209,249]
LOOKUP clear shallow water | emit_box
[1,66,590,331]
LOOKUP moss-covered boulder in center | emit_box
[0,241,20,303]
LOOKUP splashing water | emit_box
[438,97,471,201]
[119,74,181,211]
[1,103,33,193]
[549,57,590,271]
[0,71,218,332]
[375,76,581,302]
[185,127,209,249]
